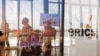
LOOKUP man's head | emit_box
[44,20,52,27]
[22,17,29,25]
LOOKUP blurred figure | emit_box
[21,17,32,34]
[29,30,42,56]
[41,42,51,56]
[1,20,10,47]
[20,17,42,56]
[43,20,56,43]
[20,17,32,44]
[42,20,56,56]
[21,18,41,56]
[0,19,9,56]
[20,17,33,56]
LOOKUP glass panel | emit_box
[72,6,80,29]
[60,4,62,17]
[49,3,58,14]
[6,0,18,30]
[6,0,18,47]
[33,0,44,30]
[60,0,62,2]
[5,0,62,56]
[64,4,71,47]
[65,0,69,3]
[0,0,2,28]
[82,6,90,28]
[71,0,79,4]
[64,4,70,30]
[64,1,99,56]
[20,0,31,1]
[91,6,97,30]
[49,0,58,2]
[91,0,99,5]
[81,0,89,4]
[20,1,31,29]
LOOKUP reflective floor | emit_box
[0,36,60,56]
[1,47,60,56]
[64,37,98,56]
[0,37,98,56]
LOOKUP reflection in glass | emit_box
[49,0,58,2]
[64,4,69,30]
[64,0,99,56]
[0,0,2,28]
[82,6,90,28]
[71,0,79,4]
[81,0,89,4]
[65,0,69,3]
[60,0,62,2]
[91,7,97,30]
[33,0,44,30]
[64,4,71,47]
[6,1,18,30]
[49,3,58,14]
[72,6,80,29]
[20,0,31,1]
[20,1,31,29]
[91,0,99,5]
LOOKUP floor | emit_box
[64,37,98,56]
[1,37,99,56]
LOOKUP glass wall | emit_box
[20,1,31,29]
[6,0,18,30]
[64,0,99,56]
[33,0,44,30]
[5,0,62,31]
[1,0,62,56]
[64,0,99,46]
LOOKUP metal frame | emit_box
[2,0,6,21]
[44,0,49,13]
[61,0,64,56]
[97,0,100,56]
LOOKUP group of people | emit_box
[20,17,56,56]
[20,17,41,56]
[0,17,57,56]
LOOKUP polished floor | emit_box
[64,37,98,56]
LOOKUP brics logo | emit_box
[68,28,95,37]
